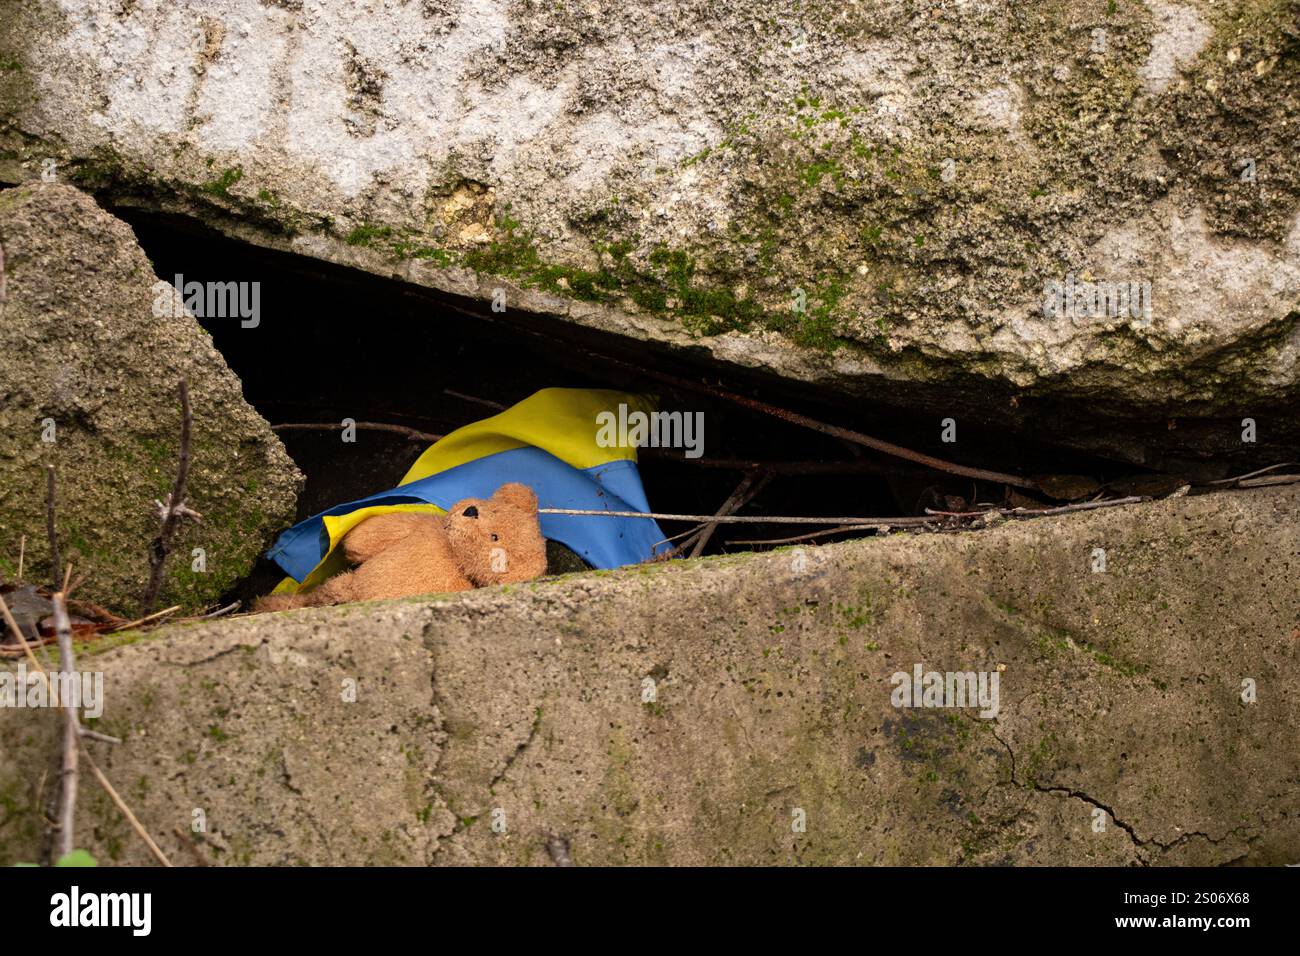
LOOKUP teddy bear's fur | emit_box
[255,483,548,611]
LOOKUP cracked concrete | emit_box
[2,481,1298,865]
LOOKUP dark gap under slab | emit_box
[110,205,1188,601]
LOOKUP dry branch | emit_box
[52,592,78,860]
[82,752,172,867]
[540,507,938,527]
[271,421,443,443]
[1,595,170,865]
[142,379,195,615]
[107,605,182,635]
[687,470,770,558]
[731,525,874,546]
[925,495,1148,520]
[551,342,1039,490]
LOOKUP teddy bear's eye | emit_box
[490,533,499,541]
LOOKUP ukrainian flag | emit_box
[267,388,671,593]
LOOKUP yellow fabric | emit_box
[273,503,445,595]
[400,387,657,484]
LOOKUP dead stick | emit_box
[686,379,1035,489]
[1235,474,1300,488]
[444,389,507,411]
[13,593,171,866]
[651,525,713,549]
[80,728,122,745]
[17,534,25,582]
[82,751,173,867]
[52,592,78,860]
[106,605,182,634]
[46,465,60,592]
[142,379,193,615]
[271,421,443,443]
[558,342,1038,490]
[1206,462,1300,486]
[544,494,1150,526]
[1008,496,1146,516]
[540,508,938,526]
[690,470,769,558]
[683,472,756,558]
[925,495,1147,520]
[732,525,876,546]
[200,600,241,619]
[640,451,912,476]
[65,573,86,600]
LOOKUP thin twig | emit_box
[689,470,770,558]
[550,341,1039,490]
[142,379,194,615]
[1013,495,1147,515]
[81,750,173,867]
[540,508,938,526]
[200,600,241,619]
[732,525,877,546]
[651,524,712,550]
[46,465,61,592]
[52,592,78,860]
[546,493,1152,531]
[11,591,172,866]
[79,728,122,745]
[106,605,182,634]
[271,421,443,443]
[17,534,25,582]
[924,495,1147,520]
[640,451,912,476]
[443,389,507,411]
[1206,462,1299,486]
[61,561,73,594]
[1235,474,1300,489]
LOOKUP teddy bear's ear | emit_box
[493,482,538,512]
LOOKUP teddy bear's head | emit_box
[444,482,548,586]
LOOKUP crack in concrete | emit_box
[988,723,1276,864]
[159,640,265,669]
[419,610,483,860]
[489,707,542,791]
[989,723,1146,860]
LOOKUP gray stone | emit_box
[1,483,1296,865]
[0,182,301,613]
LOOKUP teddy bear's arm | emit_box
[341,512,437,563]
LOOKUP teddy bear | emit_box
[255,482,548,611]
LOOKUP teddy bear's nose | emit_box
[462,506,479,519]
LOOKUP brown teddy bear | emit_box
[255,483,548,611]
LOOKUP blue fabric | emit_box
[268,445,669,581]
